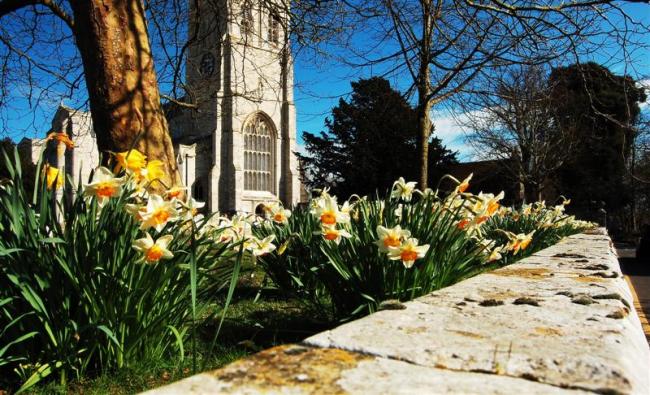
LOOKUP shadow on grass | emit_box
[25,281,335,395]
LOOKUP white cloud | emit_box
[639,79,649,110]
[294,142,307,157]
[430,109,484,161]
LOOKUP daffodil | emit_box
[83,166,126,207]
[270,206,291,225]
[391,177,417,202]
[114,149,147,174]
[312,193,350,226]
[47,132,75,150]
[44,164,63,190]
[387,238,429,268]
[259,201,280,216]
[505,231,535,254]
[315,226,352,244]
[132,233,174,263]
[454,173,473,194]
[141,160,165,184]
[125,203,146,221]
[139,194,179,232]
[179,197,205,221]
[465,191,505,227]
[245,235,276,256]
[456,218,471,230]
[488,245,504,262]
[375,225,411,252]
[164,186,187,200]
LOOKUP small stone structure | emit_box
[145,229,650,394]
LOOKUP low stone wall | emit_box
[145,229,650,394]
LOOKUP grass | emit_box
[21,267,336,395]
[27,345,246,395]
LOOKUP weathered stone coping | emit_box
[145,229,650,394]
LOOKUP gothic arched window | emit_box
[243,114,275,193]
[240,1,254,38]
[268,13,280,45]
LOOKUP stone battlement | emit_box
[145,228,650,394]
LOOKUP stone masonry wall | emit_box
[145,228,650,394]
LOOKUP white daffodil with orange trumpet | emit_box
[454,173,472,194]
[269,204,292,225]
[139,194,179,232]
[375,225,411,253]
[132,233,174,263]
[83,166,126,207]
[315,226,352,245]
[504,230,535,255]
[387,238,429,268]
[311,192,350,226]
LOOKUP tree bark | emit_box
[417,0,433,189]
[70,0,180,190]
[417,97,431,189]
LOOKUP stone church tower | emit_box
[22,0,302,214]
[168,0,301,213]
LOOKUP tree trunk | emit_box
[417,0,433,189]
[417,98,431,189]
[70,0,180,190]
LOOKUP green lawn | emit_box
[24,275,335,395]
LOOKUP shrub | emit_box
[0,147,239,392]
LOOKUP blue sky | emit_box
[1,3,649,162]
[292,3,650,161]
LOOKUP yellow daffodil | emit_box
[139,194,179,232]
[315,226,352,245]
[114,149,147,173]
[44,164,63,190]
[142,160,165,183]
[83,166,126,207]
[132,233,174,263]
[387,238,429,268]
[391,177,417,202]
[245,235,276,256]
[375,225,411,252]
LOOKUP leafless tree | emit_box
[460,65,576,202]
[310,0,650,188]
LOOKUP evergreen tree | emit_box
[298,77,456,198]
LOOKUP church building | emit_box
[19,0,303,214]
